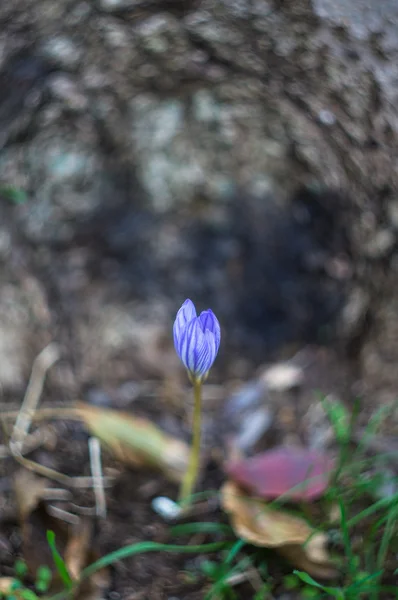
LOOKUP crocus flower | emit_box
[173,299,221,506]
[173,299,221,382]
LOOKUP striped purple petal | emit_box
[173,299,197,349]
[173,300,220,381]
[198,309,221,353]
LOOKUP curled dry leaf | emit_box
[221,481,338,579]
[65,520,110,600]
[14,469,69,580]
[76,403,189,482]
[65,519,93,581]
[13,470,110,598]
[14,469,49,522]
[226,446,334,501]
[279,543,338,580]
[222,481,314,548]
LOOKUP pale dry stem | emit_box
[89,436,107,518]
[0,344,114,490]
[10,342,60,454]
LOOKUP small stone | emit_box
[152,496,182,521]
[318,109,336,125]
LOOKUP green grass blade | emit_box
[321,397,350,444]
[373,502,398,599]
[293,571,342,597]
[225,539,246,565]
[338,498,357,579]
[346,494,398,528]
[171,522,232,537]
[346,569,383,592]
[355,403,397,459]
[46,531,73,591]
[82,540,229,579]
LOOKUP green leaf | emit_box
[253,584,272,600]
[10,580,23,590]
[293,571,326,589]
[20,590,40,600]
[322,397,350,444]
[293,571,343,598]
[35,564,52,593]
[302,587,320,599]
[200,560,219,578]
[46,530,73,591]
[284,574,299,590]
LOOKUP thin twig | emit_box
[47,505,80,525]
[42,488,73,502]
[0,407,82,421]
[10,343,60,454]
[1,345,116,495]
[89,436,107,519]
[69,503,97,516]
[13,453,115,488]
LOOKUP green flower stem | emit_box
[179,379,202,506]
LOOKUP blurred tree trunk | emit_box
[1,0,398,396]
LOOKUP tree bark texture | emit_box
[0,0,398,400]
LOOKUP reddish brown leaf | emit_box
[226,446,334,501]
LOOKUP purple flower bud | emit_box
[173,299,221,382]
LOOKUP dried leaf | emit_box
[65,520,93,581]
[221,481,314,547]
[14,470,69,581]
[14,469,49,522]
[13,470,110,598]
[76,403,189,482]
[65,521,110,600]
[226,446,334,501]
[279,543,338,579]
[221,481,338,579]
